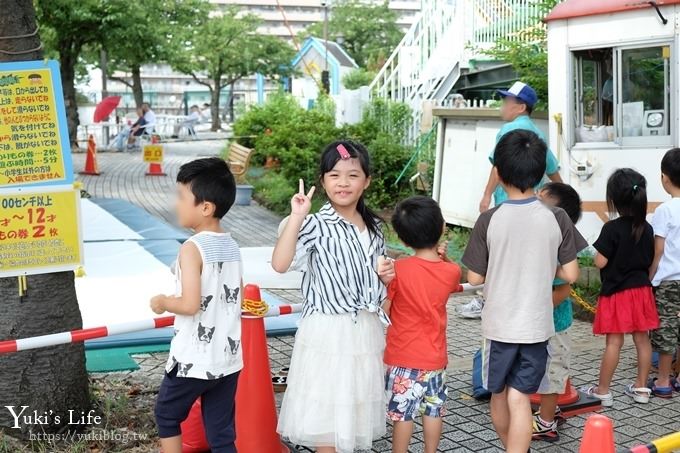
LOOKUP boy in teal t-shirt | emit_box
[533,182,583,442]
[480,81,562,212]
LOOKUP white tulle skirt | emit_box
[277,310,386,452]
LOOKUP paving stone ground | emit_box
[77,142,680,452]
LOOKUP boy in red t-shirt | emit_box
[380,196,462,453]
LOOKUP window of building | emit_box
[573,48,613,143]
[573,43,672,146]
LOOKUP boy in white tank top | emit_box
[150,157,242,453]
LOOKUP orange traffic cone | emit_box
[179,399,209,452]
[80,134,100,175]
[235,284,289,453]
[579,414,615,453]
[530,378,579,406]
[146,135,166,176]
[530,377,601,418]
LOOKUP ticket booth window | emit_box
[573,44,673,146]
[574,48,614,143]
[618,46,671,143]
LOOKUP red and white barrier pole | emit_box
[0,316,174,355]
[0,303,303,355]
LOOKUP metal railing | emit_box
[369,0,548,143]
[472,0,545,45]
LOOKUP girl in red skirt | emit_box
[581,169,660,406]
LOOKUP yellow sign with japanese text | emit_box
[0,188,83,277]
[143,144,163,163]
[0,60,74,188]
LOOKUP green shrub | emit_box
[342,68,376,90]
[252,171,296,215]
[233,91,337,182]
[344,98,414,207]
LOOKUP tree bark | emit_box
[131,65,144,108]
[0,0,90,439]
[210,81,221,131]
[58,48,80,150]
[228,81,235,123]
[0,274,90,438]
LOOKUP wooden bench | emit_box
[226,142,253,183]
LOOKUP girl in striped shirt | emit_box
[273,140,391,453]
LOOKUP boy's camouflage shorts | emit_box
[652,281,680,354]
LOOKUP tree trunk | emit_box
[0,0,90,439]
[59,50,80,150]
[210,81,221,131]
[131,65,144,108]
[0,274,90,438]
[228,82,235,123]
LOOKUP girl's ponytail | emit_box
[630,182,647,243]
[605,168,648,242]
[356,194,380,236]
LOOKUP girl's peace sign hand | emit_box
[291,179,315,217]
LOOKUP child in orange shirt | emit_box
[379,196,462,453]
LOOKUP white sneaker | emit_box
[624,384,651,404]
[580,384,614,407]
[457,297,484,318]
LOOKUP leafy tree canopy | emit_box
[305,0,402,69]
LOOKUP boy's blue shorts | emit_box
[155,365,239,453]
[481,339,548,394]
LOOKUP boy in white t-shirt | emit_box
[649,148,680,397]
[150,157,242,453]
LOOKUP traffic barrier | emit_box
[181,284,289,453]
[529,378,601,418]
[0,304,301,355]
[0,316,174,354]
[79,134,100,175]
[580,414,615,453]
[235,284,289,452]
[145,135,166,176]
[618,431,680,453]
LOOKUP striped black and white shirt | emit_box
[290,202,389,324]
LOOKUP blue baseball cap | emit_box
[497,81,538,108]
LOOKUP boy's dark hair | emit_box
[606,168,647,242]
[177,157,236,219]
[391,196,444,249]
[521,101,533,116]
[661,148,680,188]
[494,130,547,192]
[541,182,582,224]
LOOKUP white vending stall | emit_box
[545,0,680,241]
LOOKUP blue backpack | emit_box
[472,348,492,400]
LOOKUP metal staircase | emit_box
[369,0,545,142]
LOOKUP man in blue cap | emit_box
[479,81,562,212]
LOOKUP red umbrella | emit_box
[93,96,121,122]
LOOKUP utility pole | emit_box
[321,0,330,94]
[100,49,109,145]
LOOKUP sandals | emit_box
[648,377,673,398]
[272,367,289,393]
[671,376,680,392]
[580,384,614,407]
[624,384,651,404]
